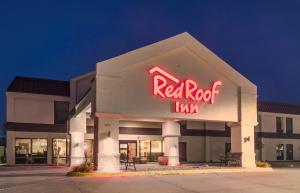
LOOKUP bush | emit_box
[72,163,94,173]
[256,161,271,168]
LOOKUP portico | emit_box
[68,32,257,172]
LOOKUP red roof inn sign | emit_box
[149,66,222,114]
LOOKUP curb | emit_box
[67,167,273,178]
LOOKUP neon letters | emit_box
[148,66,222,114]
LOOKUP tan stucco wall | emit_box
[6,92,69,124]
[257,112,300,161]
[261,138,300,161]
[207,137,231,162]
[179,136,205,162]
[259,112,300,133]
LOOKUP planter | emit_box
[158,156,168,165]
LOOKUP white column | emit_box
[70,112,86,166]
[162,120,180,166]
[70,132,85,165]
[230,123,256,168]
[97,118,120,172]
[229,87,257,168]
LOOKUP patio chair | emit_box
[120,154,136,171]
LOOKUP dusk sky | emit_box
[1,1,300,135]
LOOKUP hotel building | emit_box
[5,33,299,170]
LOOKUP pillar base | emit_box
[241,153,256,168]
[168,155,179,166]
[97,154,120,172]
[70,156,86,166]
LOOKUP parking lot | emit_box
[0,168,299,193]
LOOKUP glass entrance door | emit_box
[52,139,70,165]
[119,140,137,160]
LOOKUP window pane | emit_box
[16,139,31,156]
[84,139,93,163]
[32,139,47,155]
[276,117,283,133]
[276,144,284,160]
[53,138,69,165]
[15,139,31,164]
[286,118,293,134]
[53,139,67,157]
[31,139,47,164]
[151,140,162,153]
[55,101,69,124]
[140,140,150,157]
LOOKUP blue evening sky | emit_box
[1,0,300,135]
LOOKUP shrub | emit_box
[72,163,94,173]
[256,161,271,168]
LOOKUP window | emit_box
[54,101,69,124]
[139,140,163,162]
[286,144,293,160]
[151,140,162,153]
[119,141,137,161]
[84,139,94,163]
[15,139,31,164]
[286,118,293,134]
[225,143,231,155]
[276,117,283,133]
[140,140,151,158]
[15,138,47,164]
[52,139,70,165]
[276,144,284,160]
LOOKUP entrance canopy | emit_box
[96,32,257,125]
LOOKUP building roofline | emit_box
[258,101,300,115]
[7,76,70,97]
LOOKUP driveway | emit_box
[0,168,299,193]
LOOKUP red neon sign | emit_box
[148,66,222,114]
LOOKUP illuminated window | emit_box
[84,139,94,163]
[15,138,47,164]
[139,140,163,162]
[140,140,151,157]
[52,138,70,165]
[151,140,162,153]
[276,144,284,160]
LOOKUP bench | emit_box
[226,152,242,166]
[219,153,242,166]
[120,154,137,171]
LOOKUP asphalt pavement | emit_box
[0,168,299,193]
